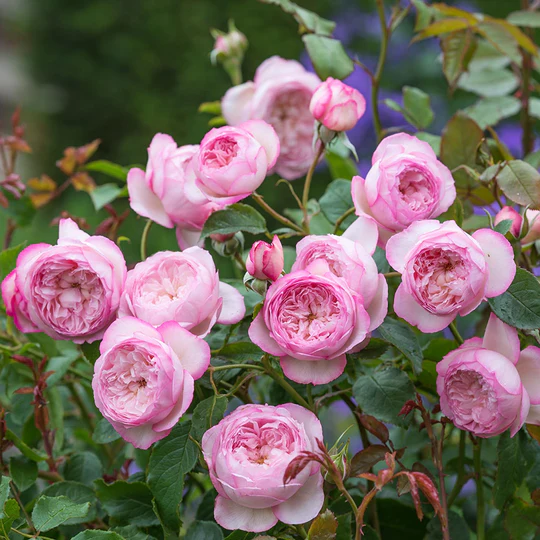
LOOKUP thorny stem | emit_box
[474,437,485,540]
[3,219,16,250]
[355,488,378,540]
[140,219,153,261]
[251,191,305,234]
[372,0,390,143]
[449,322,464,346]
[301,143,325,230]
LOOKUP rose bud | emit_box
[246,235,284,281]
[494,206,523,238]
[211,22,248,65]
[310,78,366,132]
[521,209,540,245]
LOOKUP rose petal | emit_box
[517,346,540,405]
[280,355,347,385]
[222,82,256,125]
[216,282,246,325]
[341,215,379,255]
[482,313,520,365]
[214,495,278,533]
[273,473,324,524]
[248,312,284,357]
[100,317,161,354]
[240,120,280,169]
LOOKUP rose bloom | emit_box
[119,247,245,335]
[191,120,279,207]
[93,317,210,449]
[494,206,522,238]
[437,313,540,437]
[202,403,324,532]
[127,134,219,250]
[387,220,515,333]
[310,77,366,132]
[222,56,321,180]
[352,133,456,246]
[1,219,126,343]
[249,259,373,385]
[246,235,284,281]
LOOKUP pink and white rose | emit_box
[352,133,456,246]
[192,120,279,206]
[437,314,540,437]
[93,317,210,449]
[127,134,219,250]
[1,219,126,343]
[249,259,374,385]
[202,403,324,532]
[387,220,516,333]
[310,77,366,132]
[246,235,284,281]
[118,247,245,335]
[222,56,320,180]
[494,206,523,238]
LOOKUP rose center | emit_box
[398,167,435,212]
[203,136,239,168]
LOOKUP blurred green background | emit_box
[0,0,523,264]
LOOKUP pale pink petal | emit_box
[1,270,38,333]
[472,228,516,297]
[273,473,324,524]
[351,176,373,217]
[510,388,529,437]
[482,313,520,364]
[526,404,540,425]
[16,243,50,268]
[111,422,169,450]
[248,312,284,357]
[240,120,280,169]
[366,275,388,332]
[176,227,204,250]
[277,404,323,446]
[341,215,378,255]
[214,496,278,533]
[394,284,455,333]
[127,168,173,228]
[100,317,161,354]
[517,346,540,404]
[373,132,436,163]
[158,321,210,380]
[217,282,246,324]
[222,82,256,125]
[58,218,90,242]
[152,374,195,431]
[280,355,347,385]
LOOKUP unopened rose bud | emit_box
[212,232,244,257]
[310,78,366,132]
[494,206,523,238]
[246,235,283,281]
[210,21,247,66]
[210,232,235,243]
[522,209,540,245]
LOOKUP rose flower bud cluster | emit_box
[352,133,456,246]
[437,314,540,437]
[1,219,126,343]
[202,403,325,532]
[310,77,366,132]
[222,56,321,180]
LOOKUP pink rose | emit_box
[249,260,372,385]
[437,313,540,437]
[494,206,522,238]
[222,56,321,180]
[387,220,516,333]
[127,134,219,250]
[118,247,245,335]
[292,215,387,328]
[202,403,324,532]
[192,120,279,206]
[1,219,126,343]
[246,235,284,281]
[521,209,540,245]
[93,317,210,449]
[352,133,456,246]
[309,77,366,132]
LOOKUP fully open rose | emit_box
[386,220,516,333]
[118,247,245,335]
[202,403,324,532]
[1,219,126,343]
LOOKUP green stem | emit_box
[211,363,265,372]
[383,271,400,278]
[140,219,153,261]
[448,430,467,506]
[295,525,308,540]
[251,192,305,234]
[67,382,95,430]
[520,0,534,156]
[301,143,325,230]
[372,0,389,143]
[449,322,464,346]
[474,438,485,540]
[333,207,356,234]
[261,355,311,410]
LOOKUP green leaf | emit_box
[411,0,434,32]
[415,132,441,156]
[72,532,125,540]
[494,218,513,235]
[302,35,354,80]
[93,418,121,444]
[191,396,228,441]
[426,510,471,539]
[476,21,521,64]
[0,243,25,282]
[463,96,521,129]
[414,18,474,41]
[95,479,159,527]
[9,456,37,492]
[308,509,338,540]
[201,203,267,239]
[525,149,540,169]
[352,367,415,425]
[336,513,352,540]
[5,429,47,462]
[504,499,540,538]
[45,348,80,386]
[378,317,423,375]
[496,160,540,208]
[0,477,10,509]
[32,495,90,531]
[529,97,540,120]
[319,179,354,225]
[458,68,519,98]
[84,160,129,181]
[441,29,475,90]
[440,113,483,190]
[468,39,512,71]
[185,521,224,540]
[90,183,124,211]
[80,340,101,363]
[508,10,540,28]
[493,431,528,508]
[147,421,197,531]
[224,532,255,540]
[42,481,97,525]
[325,151,358,180]
[402,86,434,129]
[64,451,104,485]
[113,525,155,540]
[0,499,19,538]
